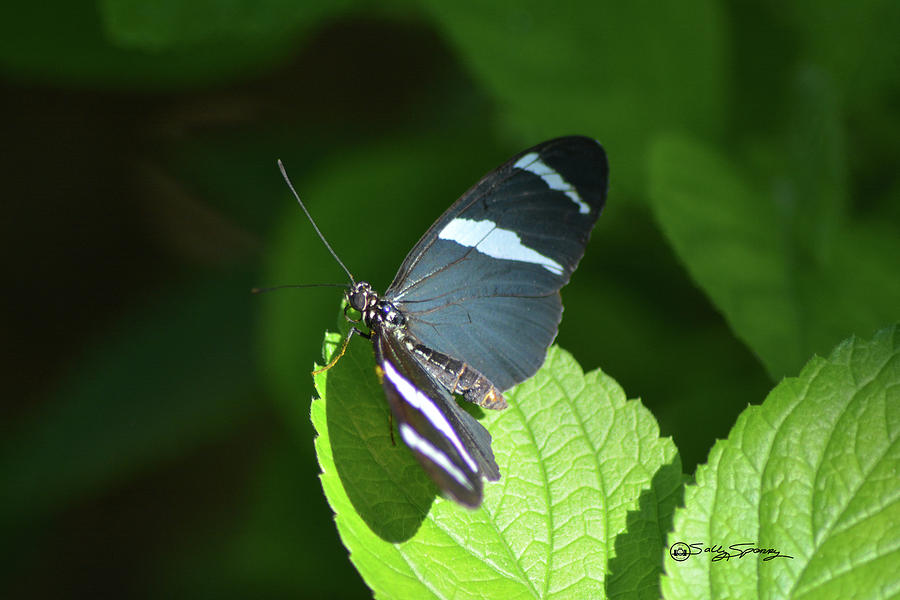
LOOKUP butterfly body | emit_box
[335,136,609,508]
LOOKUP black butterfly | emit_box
[285,136,608,508]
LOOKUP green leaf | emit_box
[99,0,354,49]
[776,0,900,104]
[648,134,802,377]
[154,432,370,599]
[419,0,727,195]
[648,116,900,378]
[0,0,299,88]
[313,326,681,598]
[662,324,900,599]
[0,274,258,528]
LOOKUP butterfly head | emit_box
[347,281,377,314]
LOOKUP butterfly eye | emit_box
[349,291,367,311]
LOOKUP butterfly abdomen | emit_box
[413,344,508,410]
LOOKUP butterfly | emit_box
[284,136,608,508]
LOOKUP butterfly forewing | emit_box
[385,136,608,392]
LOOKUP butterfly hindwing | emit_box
[385,136,608,392]
[374,332,499,508]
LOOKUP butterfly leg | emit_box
[388,410,396,446]
[312,326,370,375]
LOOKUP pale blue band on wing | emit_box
[382,360,480,474]
[438,217,564,275]
[514,151,591,214]
[398,423,473,490]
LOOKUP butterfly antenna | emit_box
[278,159,355,284]
[251,283,347,294]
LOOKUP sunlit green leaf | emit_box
[663,324,900,599]
[313,327,681,598]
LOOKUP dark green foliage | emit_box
[1,1,896,598]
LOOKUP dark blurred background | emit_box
[2,1,897,598]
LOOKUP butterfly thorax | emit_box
[347,280,506,411]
